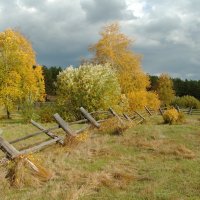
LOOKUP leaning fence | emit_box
[0,106,149,161]
[0,104,198,187]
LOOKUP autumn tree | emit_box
[156,74,175,106]
[89,23,160,110]
[0,29,45,118]
[89,23,150,94]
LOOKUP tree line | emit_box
[149,75,200,100]
[0,24,199,120]
[42,67,200,101]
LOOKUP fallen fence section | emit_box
[2,105,187,186]
[0,109,96,159]
[0,105,174,161]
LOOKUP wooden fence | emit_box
[147,106,200,116]
[0,104,198,162]
[0,107,148,162]
[1,104,199,185]
[175,106,200,115]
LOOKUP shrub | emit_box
[56,64,122,120]
[20,102,39,123]
[36,103,57,123]
[172,95,200,109]
[163,108,185,124]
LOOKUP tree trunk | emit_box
[6,107,11,119]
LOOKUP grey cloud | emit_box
[80,0,134,22]
[0,0,199,80]
[124,0,200,80]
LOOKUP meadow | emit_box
[0,113,199,200]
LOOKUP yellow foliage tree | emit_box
[89,23,160,110]
[156,73,175,106]
[89,23,150,94]
[0,29,45,118]
[127,91,160,111]
[33,65,46,102]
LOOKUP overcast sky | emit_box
[0,0,200,80]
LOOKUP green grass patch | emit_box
[0,115,199,199]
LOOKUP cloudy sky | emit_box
[0,0,200,80]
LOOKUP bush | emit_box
[163,108,185,124]
[20,102,39,123]
[20,102,58,123]
[172,95,200,109]
[56,64,122,120]
[36,103,57,123]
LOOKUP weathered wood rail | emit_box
[0,107,101,160]
[0,105,161,161]
[144,105,200,116]
[178,107,200,115]
[1,104,198,188]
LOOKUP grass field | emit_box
[0,115,200,200]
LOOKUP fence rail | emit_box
[1,105,198,160]
[0,104,198,186]
[0,106,147,161]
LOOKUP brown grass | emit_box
[64,131,89,148]
[6,155,52,188]
[95,117,132,135]
[121,135,195,159]
[159,144,196,159]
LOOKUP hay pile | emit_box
[6,155,52,188]
[64,131,89,149]
[95,117,132,135]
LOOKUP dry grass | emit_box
[121,135,196,159]
[95,117,132,135]
[0,115,199,199]
[64,131,89,149]
[6,155,52,188]
[158,144,196,159]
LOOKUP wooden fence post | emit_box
[144,106,152,116]
[175,104,180,112]
[53,113,76,136]
[0,137,19,159]
[188,107,193,115]
[159,108,163,115]
[109,108,124,124]
[123,113,132,122]
[80,107,100,128]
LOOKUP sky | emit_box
[0,0,200,80]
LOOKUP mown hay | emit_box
[6,155,52,188]
[64,131,89,148]
[95,117,132,135]
[161,144,195,159]
[174,145,195,159]
[120,135,195,160]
